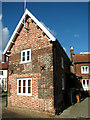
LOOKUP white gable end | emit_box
[3,9,56,54]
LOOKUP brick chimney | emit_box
[70,46,75,73]
[2,54,6,62]
[70,46,74,62]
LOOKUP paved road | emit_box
[1,97,90,119]
[59,97,90,118]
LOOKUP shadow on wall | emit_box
[55,72,89,115]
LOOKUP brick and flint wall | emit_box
[7,16,55,113]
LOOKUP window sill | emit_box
[81,73,89,74]
[20,60,32,64]
[17,93,32,96]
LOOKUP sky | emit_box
[1,2,88,58]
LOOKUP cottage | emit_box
[70,47,90,91]
[3,9,70,114]
[70,46,90,101]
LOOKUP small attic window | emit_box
[21,49,31,63]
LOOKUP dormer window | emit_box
[81,66,89,74]
[21,49,31,63]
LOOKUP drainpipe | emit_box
[6,55,9,107]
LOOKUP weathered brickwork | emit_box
[8,16,55,113]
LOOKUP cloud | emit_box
[0,14,2,21]
[74,34,79,38]
[0,50,2,61]
[0,14,10,52]
[40,21,56,36]
[2,27,10,50]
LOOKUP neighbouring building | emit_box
[0,55,8,92]
[70,46,90,93]
[3,9,71,114]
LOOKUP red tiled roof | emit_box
[74,53,90,63]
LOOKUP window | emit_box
[0,71,3,75]
[81,66,89,74]
[83,80,85,86]
[82,79,90,91]
[17,78,32,96]
[62,77,64,90]
[61,57,64,69]
[87,80,89,86]
[21,49,31,63]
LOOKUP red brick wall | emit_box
[8,16,55,113]
[74,63,90,84]
[73,54,90,87]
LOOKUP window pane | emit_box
[27,51,30,61]
[22,57,25,61]
[0,71,3,75]
[23,87,26,93]
[28,87,31,93]
[87,80,89,85]
[19,80,21,86]
[27,55,30,60]
[22,52,25,56]
[27,51,30,55]
[83,80,85,85]
[62,78,64,90]
[23,80,26,86]
[82,67,84,72]
[19,87,21,93]
[86,67,88,72]
[28,80,31,86]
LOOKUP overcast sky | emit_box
[1,2,88,58]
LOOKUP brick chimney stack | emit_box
[70,46,74,62]
[2,54,6,63]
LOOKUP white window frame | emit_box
[82,79,90,91]
[62,77,64,90]
[21,49,31,63]
[17,78,32,96]
[61,57,64,69]
[81,66,89,74]
[0,70,3,75]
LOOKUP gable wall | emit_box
[7,17,55,113]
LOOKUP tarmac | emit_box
[1,96,90,119]
[59,97,90,118]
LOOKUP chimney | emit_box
[2,54,6,62]
[70,46,75,73]
[70,46,74,62]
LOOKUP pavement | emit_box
[1,97,57,119]
[1,96,90,119]
[59,97,90,118]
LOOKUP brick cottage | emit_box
[3,9,71,114]
[70,46,90,95]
